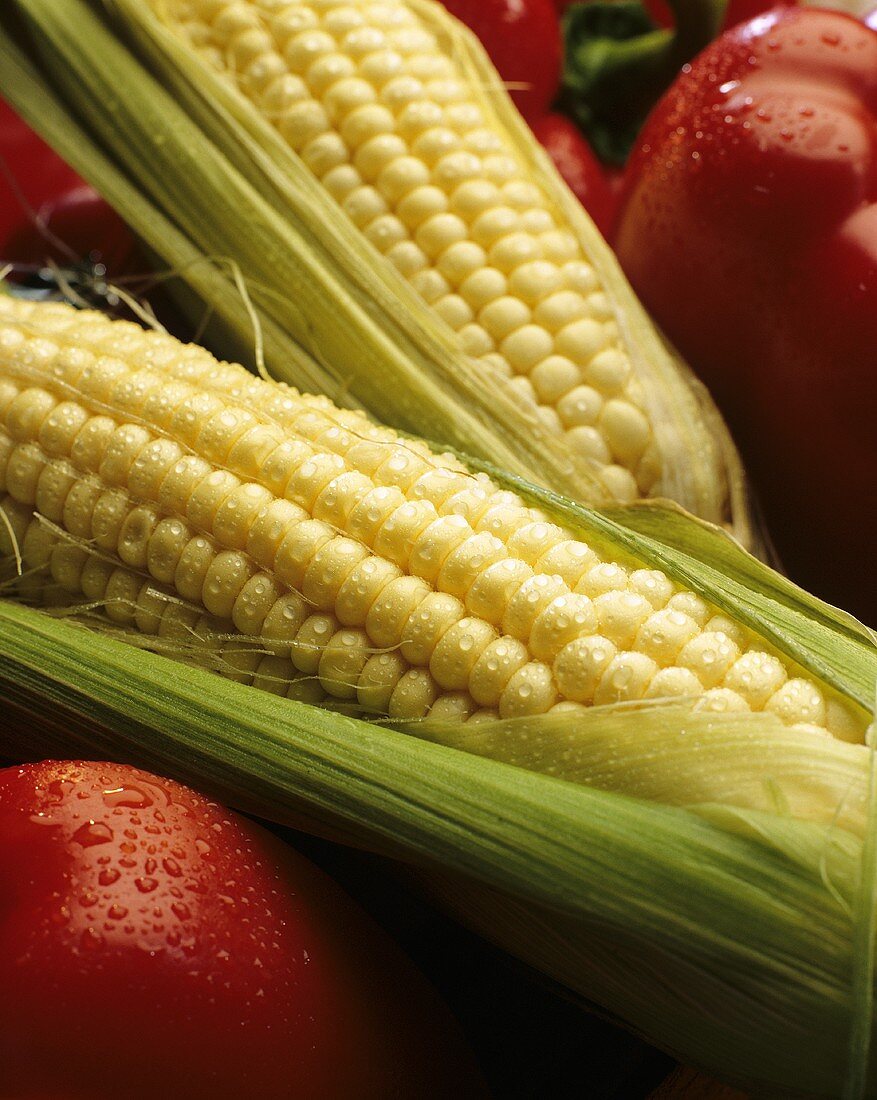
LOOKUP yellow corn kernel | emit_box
[0,298,863,740]
[153,0,665,501]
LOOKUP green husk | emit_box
[0,0,755,544]
[0,593,874,1097]
[2,475,876,1093]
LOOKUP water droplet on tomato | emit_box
[98,868,121,886]
[80,927,103,950]
[72,820,114,847]
[46,779,75,803]
[102,785,154,809]
[52,905,72,927]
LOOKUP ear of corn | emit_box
[0,297,864,733]
[0,0,756,547]
[1,299,877,1094]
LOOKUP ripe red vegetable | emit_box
[3,183,136,274]
[614,8,877,624]
[0,100,134,273]
[0,760,484,1099]
[0,99,81,243]
[532,112,619,236]
[439,0,562,123]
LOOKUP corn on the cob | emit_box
[0,298,863,741]
[145,0,653,502]
[2,537,335,704]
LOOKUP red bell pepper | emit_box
[438,0,562,124]
[532,112,620,235]
[614,8,877,624]
[0,99,81,243]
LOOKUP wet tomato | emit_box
[0,760,484,1099]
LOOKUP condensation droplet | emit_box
[102,785,154,809]
[72,821,114,848]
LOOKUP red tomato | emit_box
[3,184,136,273]
[0,760,484,1099]
[1,100,135,275]
[614,9,877,623]
[533,112,619,235]
[439,0,563,123]
[0,99,82,243]
[720,0,792,26]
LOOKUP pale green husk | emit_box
[0,0,755,544]
[0,593,874,1098]
[2,473,876,1095]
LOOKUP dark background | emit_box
[282,826,677,1099]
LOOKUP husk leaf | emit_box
[0,595,874,1096]
[1,472,875,1093]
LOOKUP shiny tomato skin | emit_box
[0,101,135,274]
[4,184,137,274]
[0,760,484,1100]
[0,100,81,243]
[614,9,877,622]
[533,112,619,235]
[439,0,562,122]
